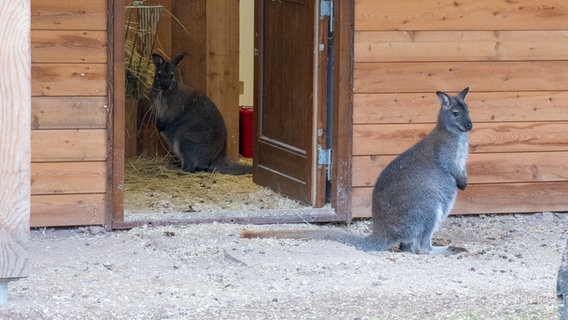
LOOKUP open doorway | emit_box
[118,0,335,226]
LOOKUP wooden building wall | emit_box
[30,0,108,226]
[351,0,568,218]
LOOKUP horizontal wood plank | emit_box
[355,30,568,62]
[32,64,107,96]
[31,161,107,195]
[355,0,568,31]
[352,182,568,218]
[31,30,107,63]
[354,61,568,93]
[353,122,568,155]
[31,129,107,161]
[30,0,107,30]
[32,97,107,129]
[354,91,568,124]
[352,152,568,187]
[31,194,106,227]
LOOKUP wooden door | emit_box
[253,0,327,206]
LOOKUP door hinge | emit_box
[320,0,333,18]
[320,0,335,33]
[318,144,332,180]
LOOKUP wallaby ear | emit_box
[151,53,164,66]
[436,91,451,108]
[457,87,470,100]
[172,54,184,66]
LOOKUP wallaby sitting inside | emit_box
[150,53,251,175]
[242,88,473,255]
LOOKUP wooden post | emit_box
[0,0,31,304]
[0,281,7,304]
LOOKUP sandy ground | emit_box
[0,211,566,320]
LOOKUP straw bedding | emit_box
[123,155,305,214]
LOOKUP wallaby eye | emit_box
[453,111,459,117]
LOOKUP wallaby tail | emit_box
[241,229,332,240]
[240,228,368,249]
[211,157,252,175]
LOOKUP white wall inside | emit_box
[239,0,254,107]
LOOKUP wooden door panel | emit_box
[261,0,312,150]
[253,0,325,206]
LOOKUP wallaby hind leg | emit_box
[400,241,419,253]
[180,161,196,173]
[178,149,198,173]
[417,228,467,255]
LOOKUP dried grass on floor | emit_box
[124,156,305,214]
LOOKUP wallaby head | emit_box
[151,53,184,92]
[436,87,472,134]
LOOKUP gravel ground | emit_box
[0,212,566,320]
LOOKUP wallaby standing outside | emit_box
[368,87,472,254]
[242,88,473,254]
[150,53,251,175]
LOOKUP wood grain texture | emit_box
[31,97,107,129]
[352,182,568,218]
[0,0,30,279]
[173,0,207,93]
[109,0,126,227]
[350,0,568,217]
[31,162,107,195]
[355,0,568,31]
[206,0,240,161]
[352,152,568,187]
[354,61,568,93]
[32,64,107,96]
[31,129,107,162]
[31,194,106,227]
[31,30,107,63]
[354,91,568,124]
[355,30,568,62]
[30,0,107,30]
[330,0,354,221]
[353,122,568,155]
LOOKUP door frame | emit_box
[109,0,353,228]
[330,0,353,222]
[109,0,126,229]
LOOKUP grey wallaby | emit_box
[150,53,251,175]
[241,88,473,255]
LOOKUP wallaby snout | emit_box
[463,119,473,132]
